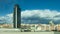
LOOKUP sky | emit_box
[0,0,60,16]
[0,0,60,24]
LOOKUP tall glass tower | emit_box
[13,4,21,28]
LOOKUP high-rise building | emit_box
[13,4,21,28]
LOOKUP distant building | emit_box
[56,24,60,31]
[36,24,41,31]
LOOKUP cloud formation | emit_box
[21,9,60,20]
[0,9,60,24]
[0,13,13,24]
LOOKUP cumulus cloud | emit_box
[21,9,60,20]
[21,9,60,24]
[0,13,13,24]
[0,9,60,24]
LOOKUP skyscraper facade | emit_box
[13,4,21,28]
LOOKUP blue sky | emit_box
[0,0,60,16]
[0,0,60,24]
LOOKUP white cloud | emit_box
[0,13,13,23]
[21,9,60,20]
[0,9,60,24]
[6,13,13,17]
